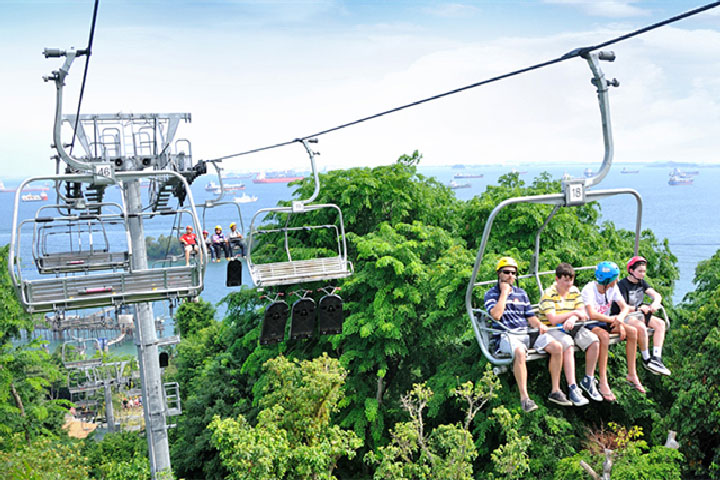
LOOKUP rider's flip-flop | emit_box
[626,379,646,394]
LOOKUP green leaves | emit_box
[208,355,362,480]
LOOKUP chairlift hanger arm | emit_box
[43,48,96,173]
[299,138,320,204]
[579,51,619,189]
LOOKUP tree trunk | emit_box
[10,382,30,445]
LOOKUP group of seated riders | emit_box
[178,223,245,265]
[485,256,670,413]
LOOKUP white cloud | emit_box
[422,3,481,18]
[543,0,650,18]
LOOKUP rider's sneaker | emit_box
[568,384,589,406]
[650,356,671,376]
[579,376,603,402]
[521,398,538,413]
[548,390,572,406]
[643,357,662,375]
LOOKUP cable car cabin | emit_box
[246,202,353,287]
[9,171,206,313]
[466,187,671,372]
[32,202,130,274]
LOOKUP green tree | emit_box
[662,249,720,478]
[0,244,69,449]
[174,297,216,337]
[82,430,148,479]
[208,354,362,480]
[169,288,268,480]
[0,435,90,480]
[554,423,683,480]
[367,370,499,480]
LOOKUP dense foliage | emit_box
[145,234,183,261]
[5,151,720,479]
[660,250,720,478]
[167,154,688,479]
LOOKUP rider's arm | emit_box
[646,287,663,310]
[489,284,511,322]
[614,297,632,322]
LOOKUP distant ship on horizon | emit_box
[22,192,48,202]
[448,180,471,190]
[669,175,693,186]
[0,180,49,193]
[454,173,484,179]
[621,167,639,174]
[253,171,304,184]
[205,181,245,192]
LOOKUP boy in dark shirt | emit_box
[616,256,671,376]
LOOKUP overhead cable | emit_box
[70,0,100,154]
[204,0,720,162]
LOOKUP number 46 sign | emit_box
[93,163,116,185]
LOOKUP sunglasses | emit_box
[500,270,517,276]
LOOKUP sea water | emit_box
[3,164,718,355]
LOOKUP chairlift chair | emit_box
[9,170,205,313]
[61,337,103,369]
[245,139,353,287]
[466,51,669,369]
[31,201,130,274]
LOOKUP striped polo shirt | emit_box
[538,283,584,326]
[484,284,534,330]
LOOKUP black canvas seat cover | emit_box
[260,301,288,345]
[318,294,343,335]
[290,297,316,340]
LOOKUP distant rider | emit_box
[179,225,200,266]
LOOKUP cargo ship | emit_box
[22,192,49,202]
[668,175,693,186]
[448,181,471,189]
[454,173,484,179]
[252,172,304,184]
[205,181,245,192]
[0,180,49,192]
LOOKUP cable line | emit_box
[70,0,100,155]
[203,0,720,163]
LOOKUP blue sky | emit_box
[1,0,719,175]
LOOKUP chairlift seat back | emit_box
[38,250,130,274]
[290,297,316,340]
[318,294,343,335]
[226,259,243,287]
[260,300,289,345]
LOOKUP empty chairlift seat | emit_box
[246,203,353,287]
[31,205,130,274]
